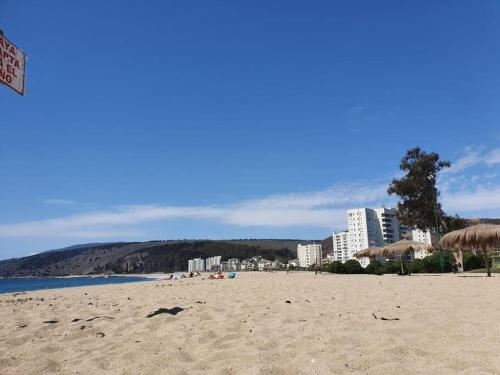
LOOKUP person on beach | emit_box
[208,272,224,279]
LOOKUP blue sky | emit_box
[1,1,499,259]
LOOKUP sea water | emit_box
[0,276,151,294]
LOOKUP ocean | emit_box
[0,276,152,294]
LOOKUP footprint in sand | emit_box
[198,330,217,344]
[199,312,214,321]
[43,359,62,373]
[177,350,195,363]
[212,333,240,346]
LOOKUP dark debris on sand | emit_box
[372,313,399,321]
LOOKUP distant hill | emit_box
[0,239,317,277]
[3,217,495,277]
[478,218,500,225]
[321,236,333,257]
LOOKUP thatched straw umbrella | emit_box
[382,240,434,275]
[353,247,383,267]
[354,246,383,259]
[440,224,500,277]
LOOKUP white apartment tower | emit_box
[205,256,222,271]
[346,207,400,260]
[228,258,241,271]
[297,243,322,268]
[411,228,437,259]
[411,228,437,245]
[332,231,349,263]
[188,258,205,272]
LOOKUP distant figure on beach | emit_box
[208,271,224,279]
[457,263,463,273]
[189,272,194,278]
[452,263,458,274]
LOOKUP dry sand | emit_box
[1,272,500,374]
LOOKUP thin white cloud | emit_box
[447,146,500,174]
[44,199,78,205]
[486,148,500,165]
[2,147,499,240]
[237,184,388,209]
[443,186,500,213]
[0,184,389,238]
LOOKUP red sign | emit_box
[0,33,26,96]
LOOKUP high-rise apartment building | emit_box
[332,231,349,263]
[228,258,241,271]
[188,258,205,272]
[411,228,437,259]
[205,256,222,271]
[346,207,400,260]
[297,243,322,268]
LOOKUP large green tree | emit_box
[388,147,450,231]
[442,214,469,234]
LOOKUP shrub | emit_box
[327,261,345,274]
[344,260,364,274]
[365,261,384,275]
[463,253,485,271]
[383,261,401,274]
[420,252,454,273]
[409,259,425,273]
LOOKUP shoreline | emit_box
[0,273,171,280]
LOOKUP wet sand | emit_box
[1,272,499,374]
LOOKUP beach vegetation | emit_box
[325,261,345,274]
[462,253,486,271]
[343,260,364,274]
[388,147,450,231]
[364,261,384,275]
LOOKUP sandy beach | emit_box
[1,272,499,374]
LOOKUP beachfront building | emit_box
[288,259,299,268]
[297,243,322,268]
[228,258,241,271]
[205,256,222,271]
[332,231,349,263]
[257,259,269,271]
[357,256,371,268]
[188,258,205,273]
[240,259,256,271]
[256,259,282,271]
[346,207,400,260]
[411,228,438,245]
[411,228,437,259]
[400,225,413,240]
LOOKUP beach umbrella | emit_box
[354,246,383,258]
[440,224,500,277]
[382,240,434,275]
